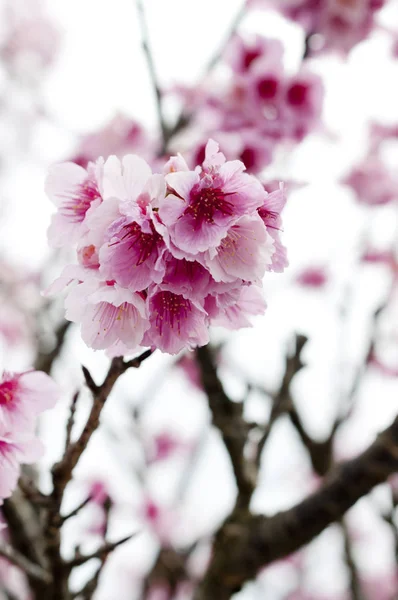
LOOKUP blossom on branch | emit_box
[45,140,288,355]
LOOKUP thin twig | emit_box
[68,533,137,568]
[135,0,169,152]
[341,520,364,600]
[60,495,92,524]
[64,391,80,452]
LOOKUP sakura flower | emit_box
[162,140,265,255]
[160,252,213,301]
[225,34,284,74]
[65,280,149,353]
[203,214,274,283]
[258,185,288,272]
[46,160,103,247]
[296,266,328,288]
[144,288,209,355]
[0,429,43,501]
[209,285,267,330]
[342,155,398,206]
[146,431,191,464]
[99,175,167,292]
[0,370,59,433]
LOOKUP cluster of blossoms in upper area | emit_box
[0,370,59,505]
[169,35,324,175]
[45,140,287,355]
[251,0,386,55]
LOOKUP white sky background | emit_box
[1,0,398,598]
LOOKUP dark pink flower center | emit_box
[60,178,101,223]
[0,380,17,405]
[258,205,279,229]
[257,77,279,100]
[117,221,162,266]
[286,83,309,107]
[152,291,191,335]
[243,48,262,70]
[240,146,257,171]
[185,186,234,228]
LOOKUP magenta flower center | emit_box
[0,380,17,405]
[185,186,234,228]
[257,77,279,100]
[243,48,262,70]
[287,83,309,107]
[60,178,100,223]
[153,291,191,335]
[240,146,257,171]
[118,221,162,265]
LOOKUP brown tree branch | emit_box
[42,349,153,600]
[34,320,71,374]
[195,345,255,509]
[195,414,398,600]
[0,544,51,584]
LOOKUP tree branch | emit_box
[135,0,169,153]
[0,545,51,584]
[195,414,398,599]
[195,345,254,509]
[43,350,153,600]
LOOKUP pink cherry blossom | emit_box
[162,140,265,255]
[0,370,59,433]
[46,143,287,355]
[65,280,149,353]
[144,288,209,355]
[46,160,103,247]
[0,429,43,501]
[254,0,385,55]
[203,214,274,283]
[342,155,398,206]
[296,266,328,288]
[209,285,267,330]
[258,185,288,272]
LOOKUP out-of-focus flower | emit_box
[146,431,192,464]
[342,155,398,206]
[0,370,59,433]
[250,0,385,55]
[0,429,43,503]
[296,266,328,288]
[0,0,59,71]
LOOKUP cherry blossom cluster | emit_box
[45,140,287,355]
[0,370,59,505]
[251,0,386,55]
[172,35,323,174]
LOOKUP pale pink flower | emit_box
[225,34,284,74]
[209,285,267,330]
[203,214,274,283]
[258,185,288,272]
[0,429,43,501]
[160,252,213,301]
[46,160,103,247]
[296,266,328,288]
[71,114,153,167]
[162,140,266,255]
[0,370,59,433]
[282,71,324,140]
[255,0,385,55]
[343,155,398,206]
[144,288,209,355]
[99,175,167,292]
[146,431,191,464]
[65,280,149,352]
